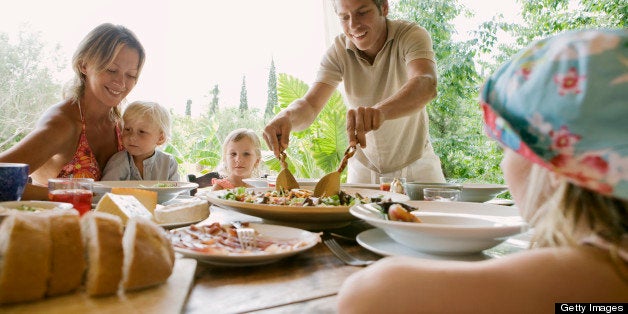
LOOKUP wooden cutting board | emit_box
[1,258,197,313]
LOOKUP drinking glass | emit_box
[379,177,407,193]
[48,178,94,215]
[423,188,461,202]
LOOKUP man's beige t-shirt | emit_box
[315,19,436,174]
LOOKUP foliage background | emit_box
[0,0,624,183]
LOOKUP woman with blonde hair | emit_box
[0,23,145,198]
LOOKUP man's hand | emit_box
[263,116,293,158]
[346,106,383,148]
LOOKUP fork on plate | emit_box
[322,233,375,267]
[232,221,257,251]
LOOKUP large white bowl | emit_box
[350,201,528,255]
[93,181,199,204]
[460,183,509,202]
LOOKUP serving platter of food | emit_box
[169,222,320,266]
[197,187,409,230]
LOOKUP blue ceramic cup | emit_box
[0,163,29,201]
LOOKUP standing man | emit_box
[263,0,445,184]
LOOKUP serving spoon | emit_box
[313,146,356,197]
[275,152,299,192]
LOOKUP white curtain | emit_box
[322,0,342,47]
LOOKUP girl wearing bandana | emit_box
[337,29,628,313]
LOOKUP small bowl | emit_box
[0,201,75,223]
[459,184,509,202]
[403,182,462,200]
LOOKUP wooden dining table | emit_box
[8,184,525,314]
[180,204,529,314]
[181,205,382,314]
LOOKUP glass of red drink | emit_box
[48,178,94,215]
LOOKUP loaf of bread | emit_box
[122,217,175,291]
[0,205,176,304]
[45,209,85,296]
[81,211,124,297]
[0,213,51,304]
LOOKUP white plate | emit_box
[199,188,409,230]
[341,183,380,190]
[242,178,268,187]
[350,201,528,255]
[172,223,320,266]
[460,183,508,202]
[357,228,530,261]
[266,176,318,187]
[93,180,199,204]
[357,229,490,261]
[159,218,207,230]
[0,201,75,223]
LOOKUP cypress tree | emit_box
[210,84,219,114]
[185,99,192,117]
[265,58,278,117]
[239,75,248,113]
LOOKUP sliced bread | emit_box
[46,209,85,296]
[121,217,175,291]
[81,211,124,297]
[0,213,51,304]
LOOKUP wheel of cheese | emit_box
[111,188,158,214]
[154,199,210,224]
[94,193,153,225]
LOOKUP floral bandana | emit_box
[481,29,628,200]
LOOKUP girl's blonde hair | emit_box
[520,164,628,248]
[64,23,145,120]
[122,101,171,141]
[218,128,262,177]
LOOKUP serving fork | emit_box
[232,221,257,251]
[322,233,375,267]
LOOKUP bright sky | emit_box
[0,0,520,115]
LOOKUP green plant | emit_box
[262,73,348,180]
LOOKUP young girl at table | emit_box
[211,128,262,191]
[337,29,628,313]
[101,101,179,181]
